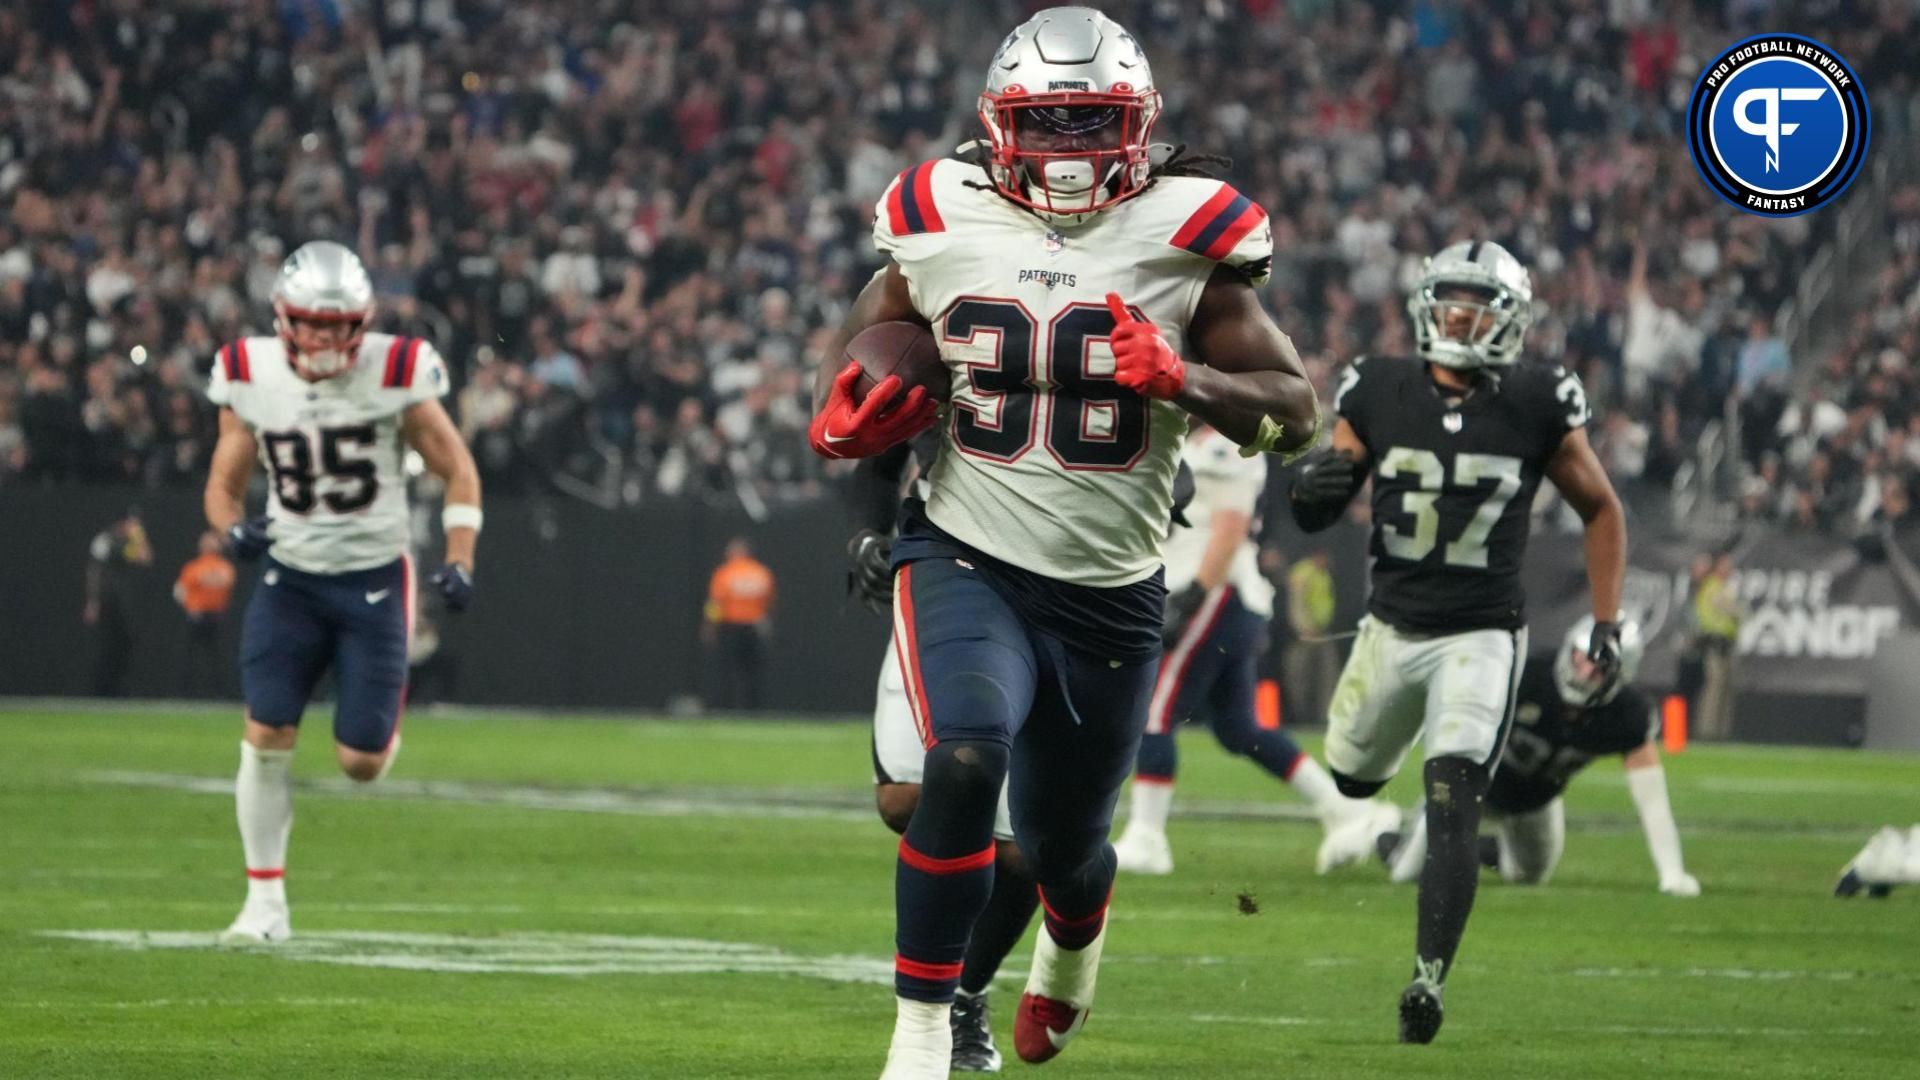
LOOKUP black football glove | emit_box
[1584,619,1624,703]
[1163,584,1209,645]
[1293,450,1362,504]
[225,516,273,561]
[847,529,894,615]
[432,563,474,613]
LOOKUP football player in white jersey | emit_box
[1111,422,1400,877]
[806,9,1319,1076]
[202,240,482,944]
[849,430,1034,1073]
[1288,241,1627,1043]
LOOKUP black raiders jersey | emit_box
[1488,659,1655,814]
[1334,355,1588,634]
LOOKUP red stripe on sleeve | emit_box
[401,337,423,388]
[912,161,945,233]
[233,339,251,381]
[383,337,406,387]
[886,169,912,238]
[219,345,236,382]
[898,839,996,876]
[1202,201,1269,262]
[895,954,965,983]
[1168,183,1238,251]
[246,868,285,880]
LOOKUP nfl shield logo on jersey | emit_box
[1443,412,1464,434]
[1043,230,1065,255]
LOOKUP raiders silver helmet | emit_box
[271,240,375,379]
[977,6,1161,225]
[1406,240,1534,370]
[1555,615,1644,707]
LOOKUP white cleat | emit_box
[1318,801,1403,875]
[220,898,291,945]
[1112,827,1173,876]
[880,997,953,1079]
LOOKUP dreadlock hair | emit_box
[1146,143,1233,182]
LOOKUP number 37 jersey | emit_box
[1335,355,1588,634]
[207,334,448,575]
[874,159,1273,587]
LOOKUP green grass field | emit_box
[4,705,1917,1078]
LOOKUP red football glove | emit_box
[808,361,938,460]
[1107,292,1187,400]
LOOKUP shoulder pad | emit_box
[379,336,428,389]
[874,159,965,257]
[1164,180,1272,284]
[219,339,254,383]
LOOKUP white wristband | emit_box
[442,504,484,533]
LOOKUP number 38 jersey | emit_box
[874,158,1273,588]
[1335,355,1587,634]
[207,334,448,575]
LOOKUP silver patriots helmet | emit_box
[271,240,375,380]
[1406,240,1534,370]
[1555,615,1644,707]
[977,6,1161,225]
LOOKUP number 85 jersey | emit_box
[208,333,448,575]
[875,159,1273,587]
[1334,355,1588,635]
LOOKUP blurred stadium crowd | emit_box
[0,0,1914,532]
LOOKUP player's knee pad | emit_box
[1330,768,1387,799]
[923,739,1009,799]
[909,739,1010,841]
[876,783,920,836]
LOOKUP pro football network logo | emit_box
[1687,34,1868,217]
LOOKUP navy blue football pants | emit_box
[1134,586,1305,783]
[888,555,1156,1000]
[240,557,411,753]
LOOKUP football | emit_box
[846,320,949,406]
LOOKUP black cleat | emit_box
[1375,830,1404,866]
[951,992,1003,1072]
[1398,980,1445,1045]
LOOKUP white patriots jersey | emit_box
[207,333,448,575]
[875,159,1274,587]
[1162,426,1274,616]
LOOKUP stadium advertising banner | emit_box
[1524,524,1918,704]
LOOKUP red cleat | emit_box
[1014,992,1089,1064]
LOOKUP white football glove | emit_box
[1659,872,1702,898]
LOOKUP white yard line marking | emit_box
[84,770,873,823]
[39,930,898,985]
[1573,966,1914,983]
[1571,1024,1882,1037]
[1185,1013,1324,1026]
